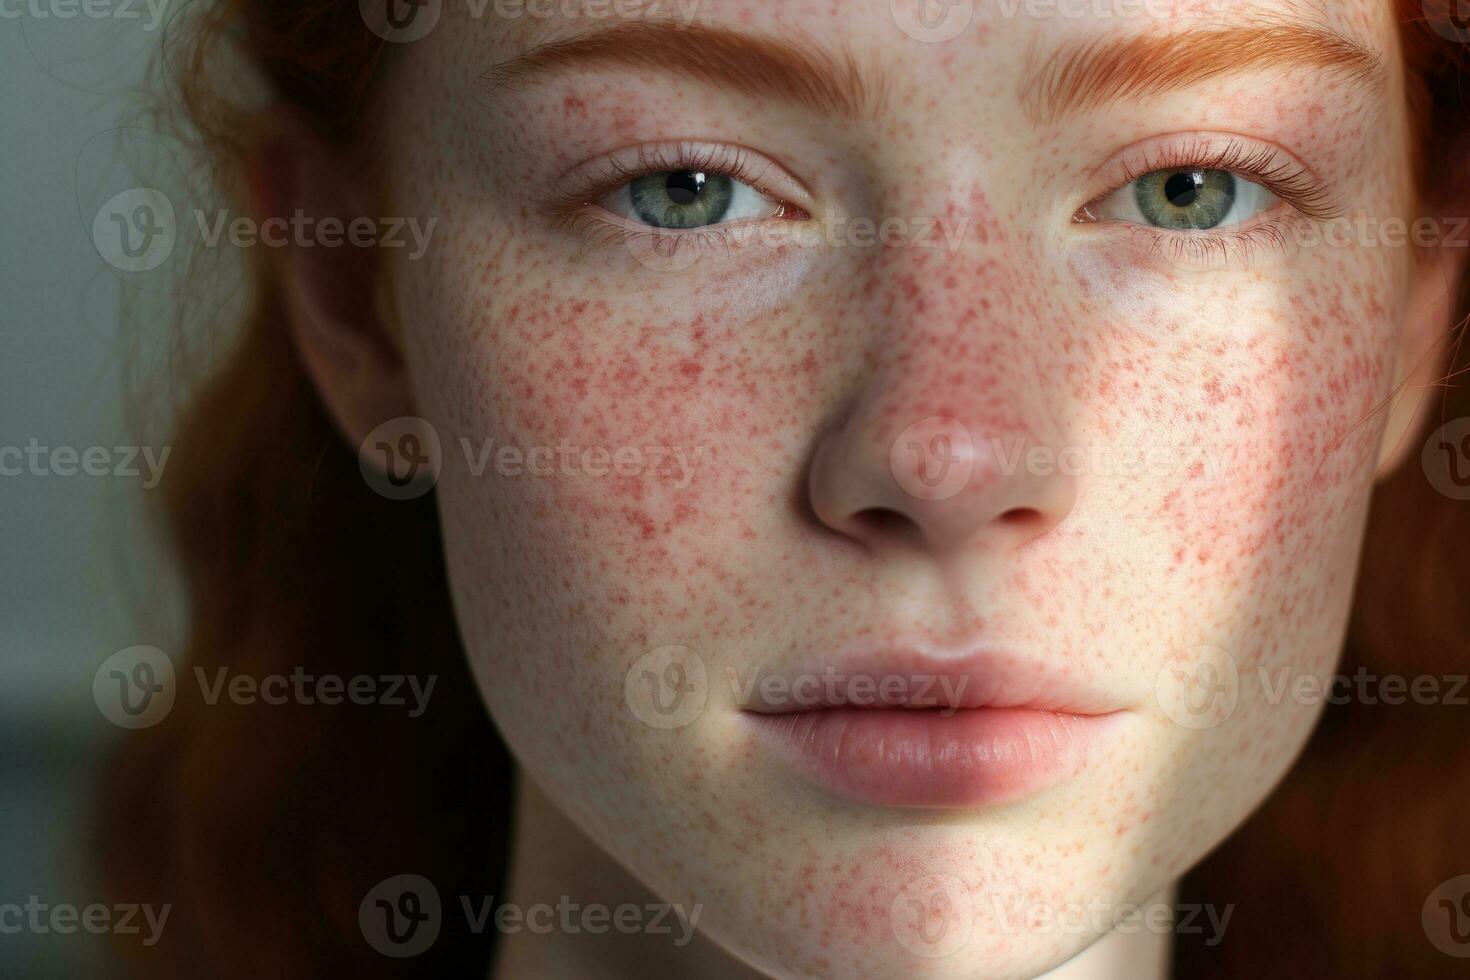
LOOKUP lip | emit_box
[739,648,1127,809]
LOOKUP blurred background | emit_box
[2,9,191,976]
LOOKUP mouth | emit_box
[738,648,1127,809]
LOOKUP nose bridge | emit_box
[858,212,1061,443]
[806,237,1078,557]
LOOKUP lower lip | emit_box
[745,707,1120,808]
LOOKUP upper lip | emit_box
[733,645,1126,715]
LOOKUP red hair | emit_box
[100,3,1470,976]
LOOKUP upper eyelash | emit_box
[1103,137,1340,222]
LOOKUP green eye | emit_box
[598,161,787,231]
[1134,168,1238,230]
[1088,163,1281,233]
[627,170,736,229]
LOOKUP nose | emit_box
[807,399,1077,558]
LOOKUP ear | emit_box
[245,110,416,451]
[1375,243,1466,478]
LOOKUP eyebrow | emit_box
[1022,23,1385,125]
[481,21,885,119]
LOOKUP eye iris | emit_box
[1135,168,1237,230]
[629,170,735,229]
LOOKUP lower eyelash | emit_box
[558,205,742,257]
[1130,213,1300,269]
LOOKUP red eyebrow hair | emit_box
[482,21,886,119]
[1022,23,1385,124]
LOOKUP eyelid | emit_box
[1079,132,1341,222]
[548,140,816,221]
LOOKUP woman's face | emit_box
[368,0,1422,975]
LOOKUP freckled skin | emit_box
[368,1,1419,977]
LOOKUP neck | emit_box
[491,773,1173,980]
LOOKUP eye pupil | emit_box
[1163,171,1204,207]
[665,170,707,206]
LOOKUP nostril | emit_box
[998,507,1043,527]
[850,507,923,540]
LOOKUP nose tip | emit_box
[808,414,1076,556]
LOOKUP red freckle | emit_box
[622,508,656,539]
[678,359,703,381]
[1203,377,1225,406]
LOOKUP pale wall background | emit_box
[2,8,190,976]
